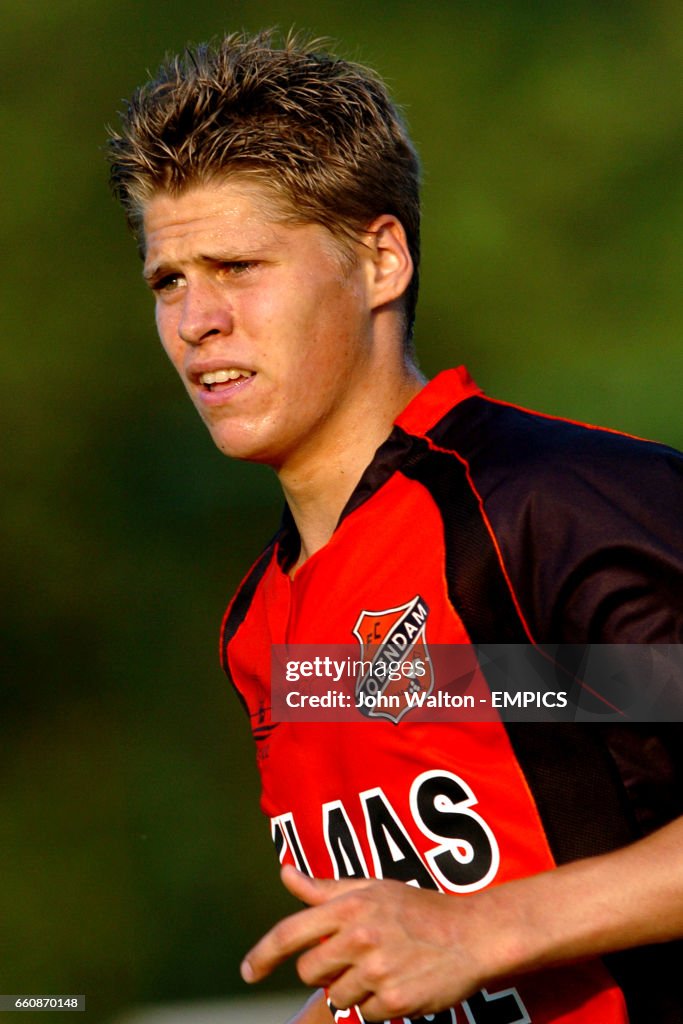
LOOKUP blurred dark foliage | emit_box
[3,1,682,1020]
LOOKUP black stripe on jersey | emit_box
[253,723,278,742]
[505,723,639,862]
[396,432,532,644]
[220,539,276,713]
[339,428,418,522]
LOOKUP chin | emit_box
[210,430,279,465]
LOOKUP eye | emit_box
[152,273,186,294]
[218,260,257,277]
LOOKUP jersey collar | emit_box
[394,366,481,437]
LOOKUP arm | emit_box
[242,818,683,1022]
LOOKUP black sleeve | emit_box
[502,443,683,642]
[459,403,683,643]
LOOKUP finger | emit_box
[295,927,367,988]
[326,968,373,1016]
[241,901,345,983]
[281,865,372,906]
[357,993,401,1024]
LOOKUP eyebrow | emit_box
[143,249,267,284]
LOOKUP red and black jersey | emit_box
[221,368,683,1024]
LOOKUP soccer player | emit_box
[107,31,683,1024]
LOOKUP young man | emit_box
[108,31,683,1024]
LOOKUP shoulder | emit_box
[427,394,683,641]
[430,392,683,488]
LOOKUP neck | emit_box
[279,364,425,572]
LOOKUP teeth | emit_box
[199,369,254,385]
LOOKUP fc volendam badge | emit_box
[353,596,433,723]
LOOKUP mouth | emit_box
[196,368,255,393]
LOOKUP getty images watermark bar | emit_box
[270,645,683,723]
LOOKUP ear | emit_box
[363,214,414,311]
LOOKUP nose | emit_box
[178,281,233,345]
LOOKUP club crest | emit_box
[352,596,434,723]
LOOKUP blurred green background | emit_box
[3,1,682,1021]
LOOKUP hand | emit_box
[243,821,683,1022]
[241,865,486,1022]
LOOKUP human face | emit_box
[142,179,379,473]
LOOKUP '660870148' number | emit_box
[6,996,85,1011]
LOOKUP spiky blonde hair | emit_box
[107,29,421,339]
